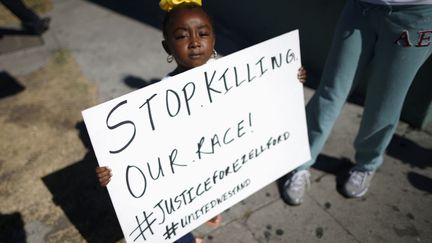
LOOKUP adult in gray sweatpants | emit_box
[282,0,432,205]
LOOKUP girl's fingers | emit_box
[96,167,112,178]
[297,75,306,83]
[99,176,111,187]
[100,179,110,187]
[98,173,111,181]
[96,166,110,173]
[297,67,307,83]
[97,170,111,178]
[96,166,112,187]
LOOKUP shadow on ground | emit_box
[0,212,26,242]
[0,27,30,36]
[387,134,432,170]
[0,29,44,54]
[123,75,160,89]
[42,122,123,243]
[311,155,354,196]
[407,172,432,194]
[40,73,165,242]
[387,134,432,194]
[0,71,25,98]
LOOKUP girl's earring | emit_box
[212,49,218,58]
[167,54,173,63]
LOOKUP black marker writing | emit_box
[126,165,147,198]
[247,63,256,82]
[106,100,136,154]
[163,221,179,240]
[125,149,189,199]
[271,53,283,69]
[256,56,268,77]
[180,178,251,228]
[203,48,296,104]
[219,68,232,94]
[139,93,158,131]
[129,210,156,242]
[182,82,196,116]
[196,112,253,160]
[204,70,221,104]
[166,89,181,117]
[105,49,296,142]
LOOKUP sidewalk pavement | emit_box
[1,1,431,242]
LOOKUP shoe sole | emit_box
[344,187,368,198]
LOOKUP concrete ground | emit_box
[0,0,431,243]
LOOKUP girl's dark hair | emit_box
[162,3,213,39]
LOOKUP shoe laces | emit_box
[290,170,310,192]
[350,170,371,187]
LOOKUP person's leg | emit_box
[298,0,376,171]
[344,4,432,197]
[282,0,375,205]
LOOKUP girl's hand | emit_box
[206,214,222,227]
[96,166,112,187]
[297,66,307,83]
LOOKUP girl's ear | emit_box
[162,40,171,55]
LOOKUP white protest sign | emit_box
[82,29,310,243]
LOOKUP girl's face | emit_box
[163,7,215,72]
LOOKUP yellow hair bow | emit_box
[159,0,202,12]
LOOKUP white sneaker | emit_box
[282,170,310,205]
[343,170,375,198]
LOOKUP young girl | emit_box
[97,0,306,242]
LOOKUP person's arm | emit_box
[297,66,307,83]
[96,166,112,187]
